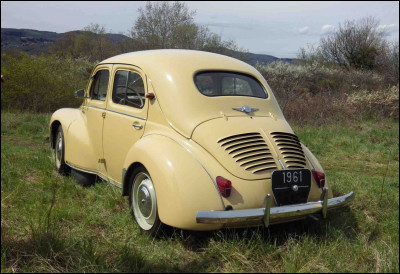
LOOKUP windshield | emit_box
[194,71,267,99]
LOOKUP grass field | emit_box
[1,111,399,273]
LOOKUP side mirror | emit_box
[74,89,90,99]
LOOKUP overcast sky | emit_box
[1,1,399,58]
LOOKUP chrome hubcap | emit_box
[55,132,62,168]
[131,172,157,230]
[138,185,152,218]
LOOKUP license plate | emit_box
[271,169,311,206]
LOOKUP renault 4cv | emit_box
[49,50,354,235]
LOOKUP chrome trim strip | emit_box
[106,108,146,120]
[85,104,106,111]
[66,162,97,175]
[196,191,354,225]
[143,133,226,210]
[84,105,146,120]
[66,162,122,189]
[278,159,286,169]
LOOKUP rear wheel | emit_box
[54,125,70,175]
[129,167,164,236]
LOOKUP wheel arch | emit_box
[121,134,224,230]
[122,162,145,196]
[50,120,62,149]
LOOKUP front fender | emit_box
[49,108,81,148]
[123,134,225,231]
[50,107,97,171]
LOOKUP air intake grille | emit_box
[218,133,277,174]
[271,132,306,168]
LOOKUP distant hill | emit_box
[1,28,129,55]
[1,28,293,64]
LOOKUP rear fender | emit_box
[302,143,333,198]
[122,134,225,230]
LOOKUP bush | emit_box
[346,86,399,119]
[1,53,94,112]
[257,61,398,124]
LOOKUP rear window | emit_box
[194,71,267,98]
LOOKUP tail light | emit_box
[145,93,155,99]
[216,176,232,197]
[312,170,326,188]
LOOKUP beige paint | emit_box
[50,49,333,231]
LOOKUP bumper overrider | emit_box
[196,188,354,227]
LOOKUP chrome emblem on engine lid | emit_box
[232,105,259,114]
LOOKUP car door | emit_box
[83,65,112,177]
[102,65,148,185]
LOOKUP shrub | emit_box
[1,53,94,112]
[346,86,399,119]
[257,61,398,124]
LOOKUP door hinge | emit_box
[98,158,106,163]
[102,112,106,118]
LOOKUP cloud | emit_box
[202,21,255,30]
[298,26,309,34]
[321,24,336,35]
[376,24,397,36]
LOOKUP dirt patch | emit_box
[24,171,40,184]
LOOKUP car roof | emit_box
[99,50,278,138]
[100,49,251,71]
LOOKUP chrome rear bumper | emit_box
[196,189,354,227]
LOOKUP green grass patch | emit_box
[1,111,399,272]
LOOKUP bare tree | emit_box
[320,17,387,70]
[376,40,399,84]
[50,23,117,61]
[129,1,248,60]
[130,2,197,49]
[81,23,121,61]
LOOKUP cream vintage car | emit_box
[49,49,354,235]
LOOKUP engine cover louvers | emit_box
[218,133,278,174]
[271,132,307,169]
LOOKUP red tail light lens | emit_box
[145,93,155,99]
[216,176,232,197]
[312,170,326,188]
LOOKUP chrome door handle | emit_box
[132,123,143,130]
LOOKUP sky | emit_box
[1,1,399,58]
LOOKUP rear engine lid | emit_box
[192,116,308,180]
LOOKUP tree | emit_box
[319,17,387,70]
[130,2,196,49]
[50,23,118,62]
[376,40,399,85]
[130,1,248,60]
[82,23,110,61]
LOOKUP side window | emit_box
[90,70,109,101]
[112,70,145,109]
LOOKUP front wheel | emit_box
[129,167,164,236]
[54,125,70,175]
